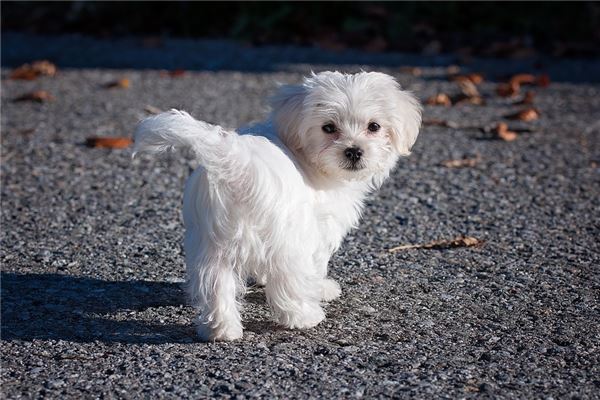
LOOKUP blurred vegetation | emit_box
[2,1,599,57]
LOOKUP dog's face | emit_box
[271,71,422,182]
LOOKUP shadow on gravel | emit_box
[0,273,199,344]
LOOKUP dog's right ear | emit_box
[270,83,307,151]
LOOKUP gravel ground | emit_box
[1,34,599,399]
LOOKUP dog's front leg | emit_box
[313,249,341,302]
[265,251,325,329]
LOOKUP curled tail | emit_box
[133,109,236,170]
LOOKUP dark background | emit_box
[2,1,599,58]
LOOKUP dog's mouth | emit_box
[340,161,366,171]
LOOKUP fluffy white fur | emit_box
[133,71,421,341]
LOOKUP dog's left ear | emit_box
[386,79,423,156]
[270,83,308,151]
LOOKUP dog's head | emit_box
[271,71,422,183]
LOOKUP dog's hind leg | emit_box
[187,258,244,342]
[182,170,244,341]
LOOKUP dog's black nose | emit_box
[344,147,363,163]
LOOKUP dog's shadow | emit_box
[0,272,200,344]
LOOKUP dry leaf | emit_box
[170,69,186,77]
[536,74,550,87]
[458,95,485,105]
[509,73,550,88]
[457,79,480,97]
[494,122,518,141]
[159,69,188,78]
[451,73,484,85]
[32,60,57,76]
[452,78,484,105]
[516,91,535,105]
[426,93,452,106]
[496,82,520,97]
[13,90,55,102]
[467,73,484,85]
[9,60,57,80]
[499,73,549,98]
[505,108,540,121]
[389,236,483,252]
[86,137,133,149]
[441,155,481,168]
[104,78,130,89]
[509,73,537,87]
[144,105,163,115]
[399,66,422,77]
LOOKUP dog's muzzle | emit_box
[342,147,365,171]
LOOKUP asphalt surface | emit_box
[1,34,599,399]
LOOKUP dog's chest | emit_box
[314,191,364,244]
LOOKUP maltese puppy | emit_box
[133,71,421,341]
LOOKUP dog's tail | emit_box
[132,109,236,170]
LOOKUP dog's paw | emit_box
[321,278,341,301]
[196,320,243,342]
[276,302,325,330]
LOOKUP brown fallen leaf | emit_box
[498,73,550,98]
[441,154,481,168]
[13,90,55,102]
[505,108,540,121]
[496,82,520,97]
[494,122,518,141]
[509,73,537,87]
[536,74,551,87]
[170,69,186,78]
[389,236,483,252]
[467,73,484,85]
[516,91,535,105]
[457,79,480,97]
[426,93,452,106]
[453,94,485,106]
[160,69,186,78]
[86,137,133,149]
[103,78,130,89]
[144,105,163,115]
[9,60,57,80]
[450,73,484,85]
[450,79,485,105]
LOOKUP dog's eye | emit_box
[322,123,337,134]
[368,122,380,132]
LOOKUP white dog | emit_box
[133,71,421,341]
